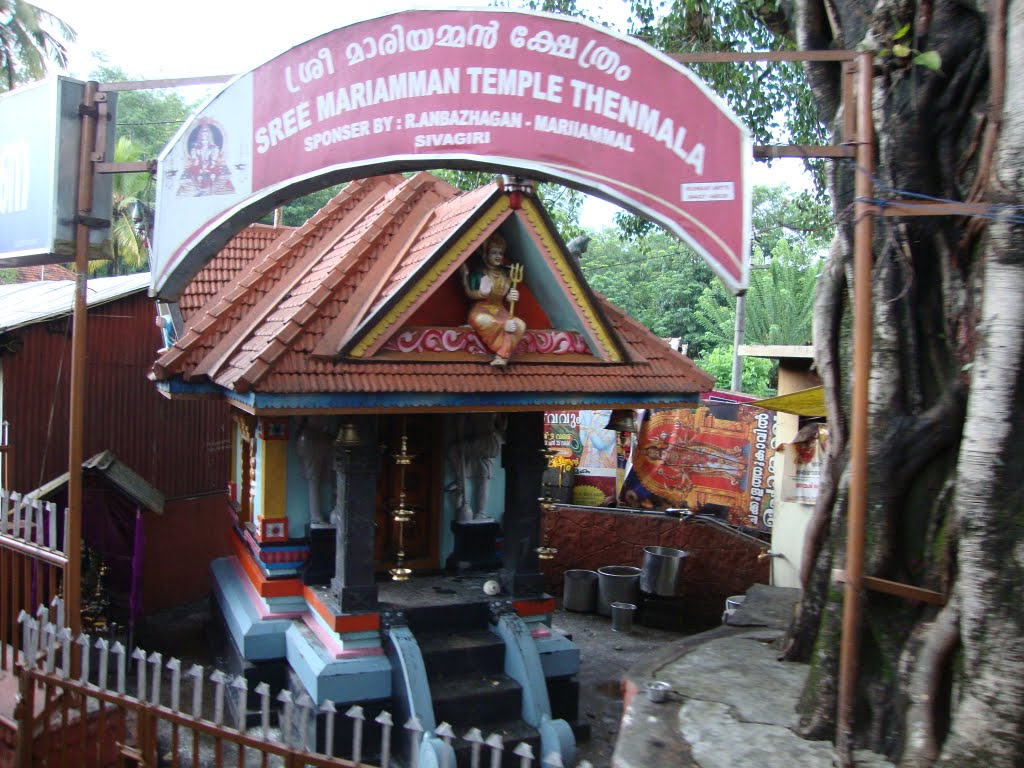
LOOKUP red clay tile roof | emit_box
[152,173,713,409]
[178,223,292,322]
[13,264,76,282]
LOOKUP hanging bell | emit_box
[604,409,639,433]
[335,421,362,448]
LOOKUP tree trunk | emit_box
[788,0,1024,763]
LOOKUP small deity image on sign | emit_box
[178,119,235,197]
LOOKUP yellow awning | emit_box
[754,386,826,418]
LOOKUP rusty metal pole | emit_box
[836,51,875,766]
[67,82,100,636]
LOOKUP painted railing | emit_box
[0,488,68,672]
[11,600,594,768]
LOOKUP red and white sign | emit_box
[153,8,750,299]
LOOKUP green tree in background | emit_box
[697,346,775,396]
[89,136,152,275]
[84,66,199,274]
[93,64,196,155]
[0,0,73,91]
[580,228,716,355]
[695,240,823,349]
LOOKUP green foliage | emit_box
[91,64,197,157]
[694,184,827,349]
[548,0,832,240]
[580,228,717,355]
[90,136,152,276]
[0,0,74,91]
[279,184,344,226]
[876,20,943,73]
[694,240,823,349]
[696,345,775,396]
[627,0,826,147]
[431,169,586,238]
[0,268,18,284]
[581,184,828,367]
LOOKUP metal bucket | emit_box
[640,546,688,596]
[597,566,641,617]
[562,569,599,613]
[610,602,636,633]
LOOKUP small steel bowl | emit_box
[645,680,671,703]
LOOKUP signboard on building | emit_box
[0,78,117,267]
[152,8,750,300]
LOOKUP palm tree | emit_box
[0,1,75,91]
[90,136,152,275]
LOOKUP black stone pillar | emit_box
[331,415,380,613]
[499,411,546,597]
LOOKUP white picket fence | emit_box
[13,600,593,768]
[0,488,69,671]
[0,489,66,553]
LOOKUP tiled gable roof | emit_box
[152,174,713,407]
[178,223,290,321]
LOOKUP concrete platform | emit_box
[613,584,896,768]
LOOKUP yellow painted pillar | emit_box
[255,417,290,541]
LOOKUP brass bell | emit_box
[604,409,639,433]
[335,422,362,448]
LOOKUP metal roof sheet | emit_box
[0,273,151,334]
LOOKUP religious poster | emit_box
[571,409,618,507]
[781,425,826,505]
[543,410,581,501]
[619,402,777,530]
[543,409,621,506]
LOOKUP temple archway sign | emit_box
[152,7,750,300]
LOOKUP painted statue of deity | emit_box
[459,233,526,366]
[446,412,507,522]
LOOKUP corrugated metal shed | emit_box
[1,285,229,498]
[0,273,151,333]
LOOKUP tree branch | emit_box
[902,599,960,767]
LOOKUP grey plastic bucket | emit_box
[562,569,599,613]
[640,546,688,596]
[597,566,641,617]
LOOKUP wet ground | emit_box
[550,603,690,766]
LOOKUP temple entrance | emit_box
[374,414,442,572]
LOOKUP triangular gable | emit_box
[343,188,624,363]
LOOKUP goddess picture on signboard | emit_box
[178,119,235,197]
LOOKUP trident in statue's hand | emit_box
[507,262,524,317]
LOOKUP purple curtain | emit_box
[129,508,145,626]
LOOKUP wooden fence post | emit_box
[13,665,36,768]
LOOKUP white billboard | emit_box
[0,77,117,268]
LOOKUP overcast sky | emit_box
[37,1,631,80]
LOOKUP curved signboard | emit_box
[153,8,750,299]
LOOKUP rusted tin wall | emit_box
[0,290,229,500]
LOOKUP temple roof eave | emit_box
[154,377,704,415]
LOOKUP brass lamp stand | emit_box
[389,425,416,581]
